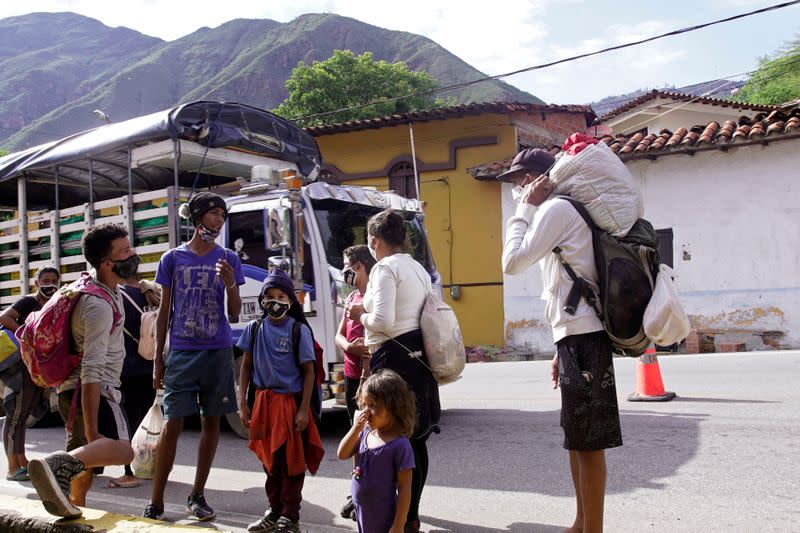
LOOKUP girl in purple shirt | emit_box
[337,370,416,533]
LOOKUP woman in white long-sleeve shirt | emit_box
[346,209,440,533]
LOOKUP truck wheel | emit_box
[225,355,249,440]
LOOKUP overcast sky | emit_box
[2,0,798,104]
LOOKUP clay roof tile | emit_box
[767,120,785,135]
[697,121,720,144]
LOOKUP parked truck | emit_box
[0,101,442,435]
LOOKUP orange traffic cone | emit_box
[627,347,676,402]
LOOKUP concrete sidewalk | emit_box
[0,494,226,532]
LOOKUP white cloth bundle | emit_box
[550,142,644,237]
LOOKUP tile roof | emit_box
[305,101,595,136]
[599,89,776,121]
[466,105,800,177]
[602,106,800,160]
[467,147,560,180]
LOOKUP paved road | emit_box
[2,351,799,532]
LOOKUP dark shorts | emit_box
[57,388,130,449]
[557,330,622,451]
[163,347,237,419]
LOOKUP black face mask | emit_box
[110,254,141,279]
[38,285,59,298]
[343,268,356,286]
[262,299,291,320]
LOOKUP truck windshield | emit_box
[311,198,434,273]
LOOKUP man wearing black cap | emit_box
[144,192,245,522]
[500,148,621,533]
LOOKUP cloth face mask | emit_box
[263,299,291,320]
[111,254,141,279]
[198,223,221,242]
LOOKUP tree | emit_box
[735,36,800,105]
[274,50,451,126]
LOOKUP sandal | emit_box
[6,466,29,482]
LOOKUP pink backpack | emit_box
[17,272,122,388]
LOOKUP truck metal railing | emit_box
[0,186,193,307]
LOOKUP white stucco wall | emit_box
[609,103,756,136]
[502,139,800,353]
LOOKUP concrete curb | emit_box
[0,495,224,532]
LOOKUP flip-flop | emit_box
[6,467,29,482]
[106,477,142,488]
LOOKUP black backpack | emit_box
[553,196,659,357]
[250,319,322,424]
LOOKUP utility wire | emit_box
[596,53,800,112]
[296,0,800,124]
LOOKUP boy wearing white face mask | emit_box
[236,269,325,533]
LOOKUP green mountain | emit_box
[0,12,163,145]
[1,12,540,151]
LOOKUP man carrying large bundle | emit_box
[500,147,622,533]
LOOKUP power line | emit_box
[615,60,800,134]
[295,0,800,124]
[595,53,800,112]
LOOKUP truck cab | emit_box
[224,178,440,420]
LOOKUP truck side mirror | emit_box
[267,206,292,250]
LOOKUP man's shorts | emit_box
[557,330,623,451]
[163,347,237,419]
[57,388,130,451]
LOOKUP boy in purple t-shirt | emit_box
[144,192,244,522]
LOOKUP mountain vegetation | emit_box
[734,36,800,105]
[0,12,539,151]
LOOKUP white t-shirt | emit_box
[360,253,431,350]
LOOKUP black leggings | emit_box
[2,368,43,455]
[408,437,429,524]
[344,376,360,422]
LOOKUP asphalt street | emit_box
[1,350,798,532]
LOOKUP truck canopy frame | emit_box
[0,101,321,209]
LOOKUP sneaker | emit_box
[339,495,355,519]
[142,504,165,521]
[187,493,216,521]
[247,510,281,532]
[275,516,300,533]
[27,452,85,518]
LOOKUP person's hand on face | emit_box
[520,173,556,207]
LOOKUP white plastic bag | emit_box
[643,265,691,346]
[550,142,644,237]
[130,397,163,479]
[419,291,466,385]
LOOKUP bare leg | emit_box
[149,417,184,508]
[6,452,21,474]
[191,415,220,495]
[576,450,606,533]
[563,450,584,533]
[69,470,92,506]
[71,438,134,468]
